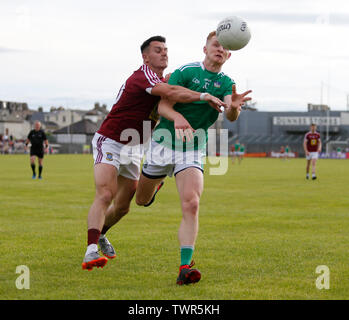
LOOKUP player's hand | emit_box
[231,85,252,110]
[202,94,227,113]
[174,114,195,142]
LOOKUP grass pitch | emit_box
[1,154,348,300]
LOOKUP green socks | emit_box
[180,246,194,266]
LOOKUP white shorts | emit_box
[142,140,205,178]
[92,133,144,180]
[306,152,319,160]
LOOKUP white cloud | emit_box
[0,0,349,111]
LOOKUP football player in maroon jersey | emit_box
[303,123,322,180]
[82,35,227,270]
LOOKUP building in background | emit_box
[43,107,86,129]
[52,119,102,153]
[2,98,348,157]
[0,100,31,140]
[223,108,349,157]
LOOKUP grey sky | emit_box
[1,0,349,112]
[209,11,349,25]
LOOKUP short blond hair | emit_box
[206,31,216,44]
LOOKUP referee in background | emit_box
[25,121,49,179]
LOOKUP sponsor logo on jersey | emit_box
[192,78,200,84]
[214,81,221,88]
[106,152,113,161]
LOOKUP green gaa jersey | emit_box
[153,61,235,151]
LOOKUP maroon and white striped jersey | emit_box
[304,131,321,152]
[98,64,164,144]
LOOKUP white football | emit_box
[216,16,251,51]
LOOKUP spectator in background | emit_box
[0,134,3,154]
[2,129,10,154]
[280,145,285,160]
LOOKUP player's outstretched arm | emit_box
[223,95,240,121]
[158,98,195,142]
[151,83,226,112]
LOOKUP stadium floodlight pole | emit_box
[67,120,71,154]
[326,107,329,155]
[326,70,331,156]
[70,111,74,153]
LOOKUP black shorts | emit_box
[30,147,44,159]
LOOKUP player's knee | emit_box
[135,185,154,206]
[135,193,149,206]
[135,197,144,206]
[182,197,200,216]
[96,189,114,206]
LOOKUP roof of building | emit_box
[53,119,101,134]
[0,113,25,123]
[29,111,46,122]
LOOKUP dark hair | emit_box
[141,36,166,53]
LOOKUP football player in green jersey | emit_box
[238,143,246,164]
[285,145,290,160]
[232,140,240,164]
[136,31,252,285]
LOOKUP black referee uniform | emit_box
[27,128,48,179]
[27,129,47,159]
